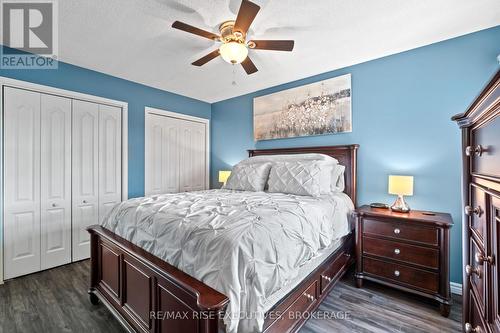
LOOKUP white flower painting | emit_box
[253,74,352,141]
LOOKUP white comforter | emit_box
[101,189,353,333]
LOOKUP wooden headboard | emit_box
[248,144,359,206]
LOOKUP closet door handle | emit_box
[82,200,88,204]
[51,203,57,207]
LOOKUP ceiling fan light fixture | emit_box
[219,42,248,64]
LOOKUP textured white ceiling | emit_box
[58,0,500,103]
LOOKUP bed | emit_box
[87,144,358,333]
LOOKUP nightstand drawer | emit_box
[363,236,439,269]
[363,219,439,246]
[363,257,439,293]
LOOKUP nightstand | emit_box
[354,205,453,317]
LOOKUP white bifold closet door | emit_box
[3,87,42,279]
[72,101,121,261]
[145,112,206,196]
[40,94,72,270]
[72,100,99,262]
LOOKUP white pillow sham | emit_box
[239,153,341,194]
[224,162,272,192]
[267,161,332,197]
[331,165,346,192]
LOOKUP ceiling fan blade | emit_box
[233,0,261,34]
[241,56,258,75]
[192,50,220,66]
[172,21,220,41]
[249,40,295,51]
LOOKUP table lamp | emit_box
[218,170,231,186]
[388,175,413,213]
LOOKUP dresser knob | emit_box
[465,145,483,157]
[393,228,401,234]
[464,205,483,217]
[465,323,481,333]
[303,292,315,302]
[475,253,494,265]
[465,264,481,278]
[394,248,400,255]
[394,270,400,277]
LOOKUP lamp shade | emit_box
[388,175,414,196]
[219,170,231,184]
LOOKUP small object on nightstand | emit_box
[388,175,414,212]
[354,205,453,317]
[370,203,389,209]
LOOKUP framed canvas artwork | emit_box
[254,73,352,140]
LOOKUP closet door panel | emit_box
[72,100,99,261]
[40,94,72,269]
[145,115,164,195]
[179,121,206,192]
[163,117,179,193]
[98,104,122,223]
[3,87,41,279]
[145,114,179,195]
[190,122,206,191]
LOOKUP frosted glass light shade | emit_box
[388,175,414,196]
[219,170,231,185]
[219,42,248,64]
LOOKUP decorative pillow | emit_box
[331,165,346,192]
[267,161,332,197]
[224,163,272,191]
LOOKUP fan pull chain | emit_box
[232,64,237,86]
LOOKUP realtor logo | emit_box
[1,0,58,69]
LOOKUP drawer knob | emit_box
[393,228,401,234]
[464,205,483,217]
[465,264,481,278]
[51,203,57,207]
[303,292,315,302]
[475,253,494,265]
[394,270,400,277]
[465,323,481,333]
[394,248,400,255]
[465,145,483,157]
[322,275,332,282]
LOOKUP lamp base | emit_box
[391,195,410,213]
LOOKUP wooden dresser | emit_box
[354,205,453,316]
[453,70,500,333]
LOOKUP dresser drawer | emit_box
[363,236,439,270]
[469,184,487,244]
[469,237,486,317]
[268,281,317,332]
[466,291,488,333]
[320,253,351,294]
[363,219,439,246]
[363,257,439,293]
[471,112,500,178]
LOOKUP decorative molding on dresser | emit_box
[354,205,453,317]
[450,282,463,296]
[453,69,500,333]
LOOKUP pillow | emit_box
[238,153,338,166]
[224,163,272,191]
[267,161,332,196]
[331,165,346,192]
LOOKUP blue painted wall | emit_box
[210,26,500,284]
[0,47,211,198]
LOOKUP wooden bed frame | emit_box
[87,144,359,333]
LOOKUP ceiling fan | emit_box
[171,0,294,75]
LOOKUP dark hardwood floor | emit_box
[0,261,461,333]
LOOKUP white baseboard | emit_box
[450,282,462,295]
